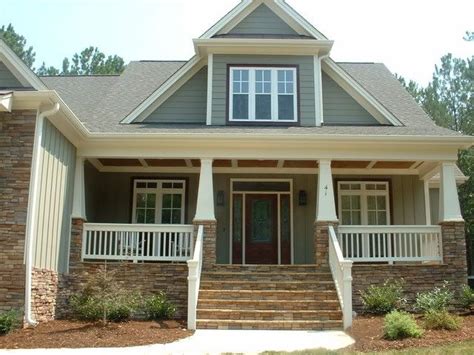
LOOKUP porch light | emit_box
[217,190,225,206]
[298,190,307,206]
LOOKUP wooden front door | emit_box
[245,194,278,264]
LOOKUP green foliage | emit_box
[460,284,474,310]
[423,310,462,331]
[0,24,35,68]
[143,292,177,320]
[0,310,21,335]
[415,282,453,313]
[360,280,405,314]
[383,311,423,340]
[69,264,140,324]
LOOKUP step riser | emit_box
[201,274,334,282]
[200,283,336,291]
[210,266,328,273]
[198,301,341,311]
[196,321,343,331]
[199,291,337,301]
[197,311,342,321]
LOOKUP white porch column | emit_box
[194,159,215,221]
[71,156,87,220]
[439,161,463,222]
[316,159,338,222]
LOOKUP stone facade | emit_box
[314,221,338,268]
[352,221,468,311]
[31,268,59,322]
[0,110,36,313]
[194,220,217,270]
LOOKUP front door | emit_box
[245,194,278,264]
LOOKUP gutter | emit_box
[24,103,60,327]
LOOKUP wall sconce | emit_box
[298,190,307,206]
[217,190,225,206]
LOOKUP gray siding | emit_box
[430,188,440,225]
[144,67,207,124]
[33,119,76,273]
[0,61,23,88]
[391,176,426,225]
[322,73,379,125]
[228,4,299,36]
[212,55,315,126]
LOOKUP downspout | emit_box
[24,103,60,327]
[318,54,330,126]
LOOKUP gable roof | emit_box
[0,39,47,90]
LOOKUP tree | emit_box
[0,24,35,69]
[464,31,474,42]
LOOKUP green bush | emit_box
[360,280,405,314]
[143,292,176,320]
[0,310,21,335]
[415,282,453,313]
[460,285,474,310]
[423,310,462,331]
[383,310,423,340]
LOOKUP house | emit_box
[0,0,472,331]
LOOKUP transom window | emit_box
[132,180,185,225]
[229,67,298,122]
[338,182,390,226]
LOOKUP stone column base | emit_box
[314,221,339,268]
[31,268,59,323]
[194,220,217,270]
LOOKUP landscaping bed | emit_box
[347,314,474,353]
[0,320,192,349]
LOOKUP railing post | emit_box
[187,260,198,330]
[342,261,353,329]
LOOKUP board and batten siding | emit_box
[227,4,299,36]
[212,55,315,126]
[322,73,379,125]
[0,61,23,88]
[33,118,76,273]
[391,176,427,225]
[144,67,207,124]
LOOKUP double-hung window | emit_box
[338,182,390,226]
[229,66,298,122]
[132,180,185,225]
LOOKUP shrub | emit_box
[423,310,462,331]
[460,285,474,310]
[143,292,176,320]
[415,281,453,313]
[383,310,423,340]
[69,264,140,324]
[0,310,21,335]
[360,279,405,314]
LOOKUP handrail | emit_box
[187,225,204,330]
[328,225,353,330]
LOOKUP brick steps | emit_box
[196,266,342,330]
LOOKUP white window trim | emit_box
[132,179,186,225]
[337,181,391,226]
[229,66,298,122]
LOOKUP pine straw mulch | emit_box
[346,313,474,353]
[0,319,193,349]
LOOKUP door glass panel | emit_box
[232,195,243,264]
[280,194,291,265]
[137,193,147,208]
[351,211,362,225]
[251,199,273,243]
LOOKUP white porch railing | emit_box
[328,225,353,330]
[337,225,443,263]
[187,225,204,330]
[82,223,194,262]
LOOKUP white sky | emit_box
[1,0,473,85]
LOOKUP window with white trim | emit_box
[229,67,298,122]
[132,180,185,224]
[338,182,390,226]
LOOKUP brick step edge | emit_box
[196,319,343,330]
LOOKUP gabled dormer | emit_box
[122,0,402,127]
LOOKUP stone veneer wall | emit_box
[56,219,189,319]
[31,268,59,322]
[0,110,36,313]
[352,222,468,311]
[195,220,217,270]
[314,221,338,268]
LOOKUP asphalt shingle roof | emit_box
[40,60,463,137]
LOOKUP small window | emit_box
[229,66,298,123]
[132,180,185,224]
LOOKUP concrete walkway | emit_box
[1,329,354,354]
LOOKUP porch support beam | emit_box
[194,158,215,221]
[439,161,463,222]
[71,156,87,220]
[316,159,338,222]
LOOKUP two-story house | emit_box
[1,0,472,331]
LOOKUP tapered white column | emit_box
[71,156,87,220]
[316,159,338,222]
[439,162,463,222]
[194,159,215,221]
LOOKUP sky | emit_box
[1,0,473,85]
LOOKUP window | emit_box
[338,182,390,226]
[229,67,298,122]
[132,180,185,224]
